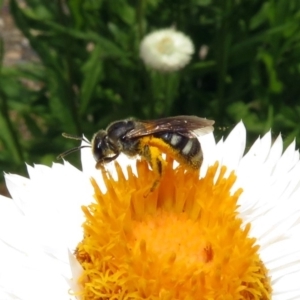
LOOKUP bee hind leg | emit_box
[142,145,166,195]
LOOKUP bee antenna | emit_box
[61,133,90,144]
[57,133,91,160]
[57,145,91,160]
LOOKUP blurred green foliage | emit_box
[1,0,300,185]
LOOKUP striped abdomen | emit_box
[154,132,203,169]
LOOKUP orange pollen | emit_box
[74,158,272,300]
[130,211,213,266]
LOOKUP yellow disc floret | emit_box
[75,159,271,300]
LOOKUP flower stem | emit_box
[136,0,145,40]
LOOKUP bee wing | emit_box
[192,125,214,137]
[126,115,214,138]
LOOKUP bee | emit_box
[58,115,214,193]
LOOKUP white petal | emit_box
[67,250,84,296]
[1,162,94,299]
[0,195,74,300]
[273,140,299,176]
[220,121,246,174]
[199,131,217,177]
[225,130,300,299]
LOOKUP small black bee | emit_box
[58,115,214,192]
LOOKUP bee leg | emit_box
[95,163,107,176]
[142,145,166,196]
[95,153,119,170]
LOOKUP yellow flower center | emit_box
[75,159,271,299]
[156,37,175,55]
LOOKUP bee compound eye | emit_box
[92,133,107,162]
[93,145,103,162]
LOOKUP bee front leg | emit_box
[95,153,119,170]
[142,145,166,195]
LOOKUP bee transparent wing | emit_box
[191,125,214,137]
[125,115,215,138]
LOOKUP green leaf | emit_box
[80,44,104,115]
[257,51,283,94]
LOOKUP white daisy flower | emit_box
[140,28,194,72]
[0,122,299,299]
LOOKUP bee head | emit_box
[92,130,118,163]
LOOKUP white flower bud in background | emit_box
[140,28,195,72]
